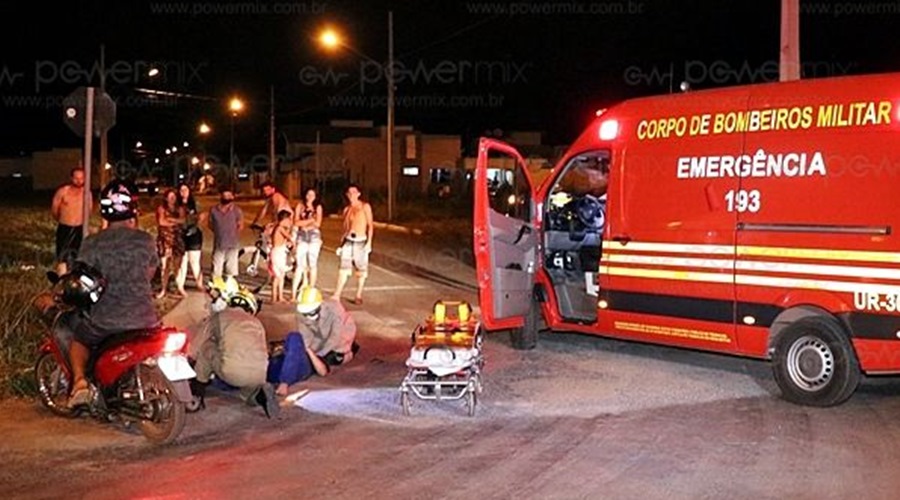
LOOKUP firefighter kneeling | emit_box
[189,277,280,418]
[268,287,360,398]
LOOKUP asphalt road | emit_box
[4,200,900,499]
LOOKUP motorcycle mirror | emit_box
[46,271,60,284]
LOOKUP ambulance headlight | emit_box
[599,120,619,140]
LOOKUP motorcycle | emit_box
[33,271,197,445]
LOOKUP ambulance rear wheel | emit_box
[510,300,540,350]
[772,316,860,407]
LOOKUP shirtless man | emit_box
[332,184,373,305]
[51,167,92,275]
[251,181,292,227]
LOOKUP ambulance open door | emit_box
[473,137,538,330]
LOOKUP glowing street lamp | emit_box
[319,28,341,49]
[228,97,244,169]
[197,122,212,184]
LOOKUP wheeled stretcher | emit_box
[400,300,484,417]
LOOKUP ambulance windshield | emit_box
[551,151,610,205]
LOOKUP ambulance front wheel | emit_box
[510,300,540,350]
[772,316,860,407]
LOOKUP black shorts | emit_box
[55,224,82,264]
[184,226,203,251]
[62,312,115,348]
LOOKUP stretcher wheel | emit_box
[466,388,477,417]
[401,390,411,416]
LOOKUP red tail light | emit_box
[163,332,187,353]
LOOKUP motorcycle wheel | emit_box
[138,366,186,445]
[35,353,75,417]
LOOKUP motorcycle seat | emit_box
[93,326,176,354]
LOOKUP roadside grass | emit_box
[0,200,58,398]
[0,196,170,400]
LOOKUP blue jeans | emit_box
[267,332,313,385]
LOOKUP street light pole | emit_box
[228,97,244,183]
[316,19,394,219]
[386,10,395,222]
[230,113,235,170]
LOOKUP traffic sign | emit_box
[63,86,116,137]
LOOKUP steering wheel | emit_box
[574,195,604,230]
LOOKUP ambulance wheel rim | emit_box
[786,335,833,392]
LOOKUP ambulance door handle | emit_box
[612,234,631,245]
[513,224,532,245]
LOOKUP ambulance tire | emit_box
[510,300,540,350]
[772,316,860,407]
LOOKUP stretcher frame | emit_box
[399,302,484,417]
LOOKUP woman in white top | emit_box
[290,187,324,300]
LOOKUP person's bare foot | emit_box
[155,290,166,299]
[275,383,288,397]
[352,297,363,305]
[176,289,187,297]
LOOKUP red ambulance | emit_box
[473,71,900,407]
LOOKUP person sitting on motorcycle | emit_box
[189,277,280,418]
[61,180,161,408]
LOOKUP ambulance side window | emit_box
[488,166,531,222]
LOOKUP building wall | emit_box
[418,135,461,194]
[343,137,387,194]
[0,157,31,177]
[32,148,84,191]
[461,156,554,186]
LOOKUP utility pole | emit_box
[315,129,321,194]
[780,0,800,81]
[386,10,395,221]
[99,44,108,188]
[269,85,276,185]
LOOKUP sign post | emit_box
[63,86,116,237]
[82,87,95,238]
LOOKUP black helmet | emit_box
[56,262,106,308]
[229,290,260,315]
[99,180,137,222]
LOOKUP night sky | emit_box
[1,0,897,158]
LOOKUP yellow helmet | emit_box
[208,276,241,298]
[296,286,323,315]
